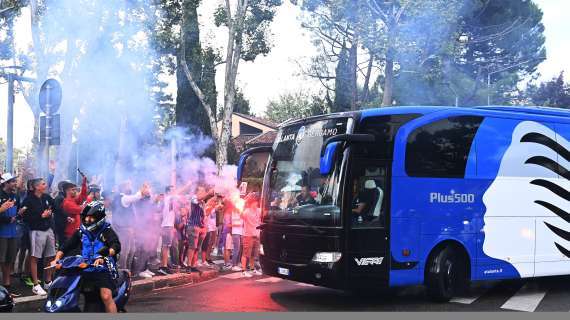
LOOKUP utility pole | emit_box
[6,73,13,173]
[2,68,34,174]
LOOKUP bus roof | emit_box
[472,105,570,117]
[280,105,570,128]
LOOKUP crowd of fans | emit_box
[0,170,262,298]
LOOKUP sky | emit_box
[0,0,569,151]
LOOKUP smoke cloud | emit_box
[34,1,243,243]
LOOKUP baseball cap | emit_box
[0,173,17,185]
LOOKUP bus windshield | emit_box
[264,118,350,227]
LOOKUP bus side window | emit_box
[352,166,386,228]
[405,116,484,178]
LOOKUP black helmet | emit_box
[81,201,106,232]
[0,286,14,312]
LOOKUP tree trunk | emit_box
[362,54,374,105]
[382,57,394,107]
[348,39,358,111]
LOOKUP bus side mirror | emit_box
[320,142,340,175]
[319,134,375,175]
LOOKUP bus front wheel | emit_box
[425,246,466,302]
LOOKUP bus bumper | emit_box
[260,255,344,289]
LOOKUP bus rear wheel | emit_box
[425,246,466,302]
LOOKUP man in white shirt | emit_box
[158,186,177,275]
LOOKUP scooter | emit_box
[44,255,131,312]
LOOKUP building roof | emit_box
[246,131,277,146]
[232,134,257,154]
[234,113,277,129]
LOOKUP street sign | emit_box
[39,114,60,146]
[39,78,62,114]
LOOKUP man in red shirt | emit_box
[62,177,88,241]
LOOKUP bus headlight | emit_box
[259,244,264,256]
[311,252,342,263]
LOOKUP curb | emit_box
[13,269,219,312]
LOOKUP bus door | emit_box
[346,158,390,285]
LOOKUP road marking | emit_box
[256,277,283,283]
[450,295,482,305]
[450,287,491,305]
[501,283,547,312]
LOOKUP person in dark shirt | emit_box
[293,185,316,207]
[21,178,55,295]
[51,201,121,313]
[185,185,208,273]
[351,181,377,223]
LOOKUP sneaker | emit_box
[21,275,34,287]
[144,269,156,276]
[43,281,52,291]
[157,267,170,276]
[252,269,263,276]
[138,271,152,279]
[196,261,203,267]
[231,266,242,272]
[242,271,253,278]
[32,284,47,296]
[222,264,232,271]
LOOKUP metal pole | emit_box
[76,141,79,184]
[6,74,14,173]
[45,83,52,179]
[170,138,177,189]
[487,73,491,106]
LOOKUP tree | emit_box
[524,72,570,108]
[297,0,378,111]
[233,89,252,115]
[265,91,327,123]
[302,0,546,109]
[180,0,282,173]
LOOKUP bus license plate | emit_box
[278,267,290,276]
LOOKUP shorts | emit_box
[30,229,56,258]
[0,238,18,264]
[242,236,260,259]
[187,226,206,250]
[224,233,233,251]
[82,271,116,291]
[202,231,216,251]
[161,227,175,248]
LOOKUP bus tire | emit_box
[425,246,465,302]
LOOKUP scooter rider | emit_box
[50,201,121,313]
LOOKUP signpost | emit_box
[38,79,62,178]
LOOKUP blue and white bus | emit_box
[237,106,570,301]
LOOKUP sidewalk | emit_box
[13,265,220,312]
